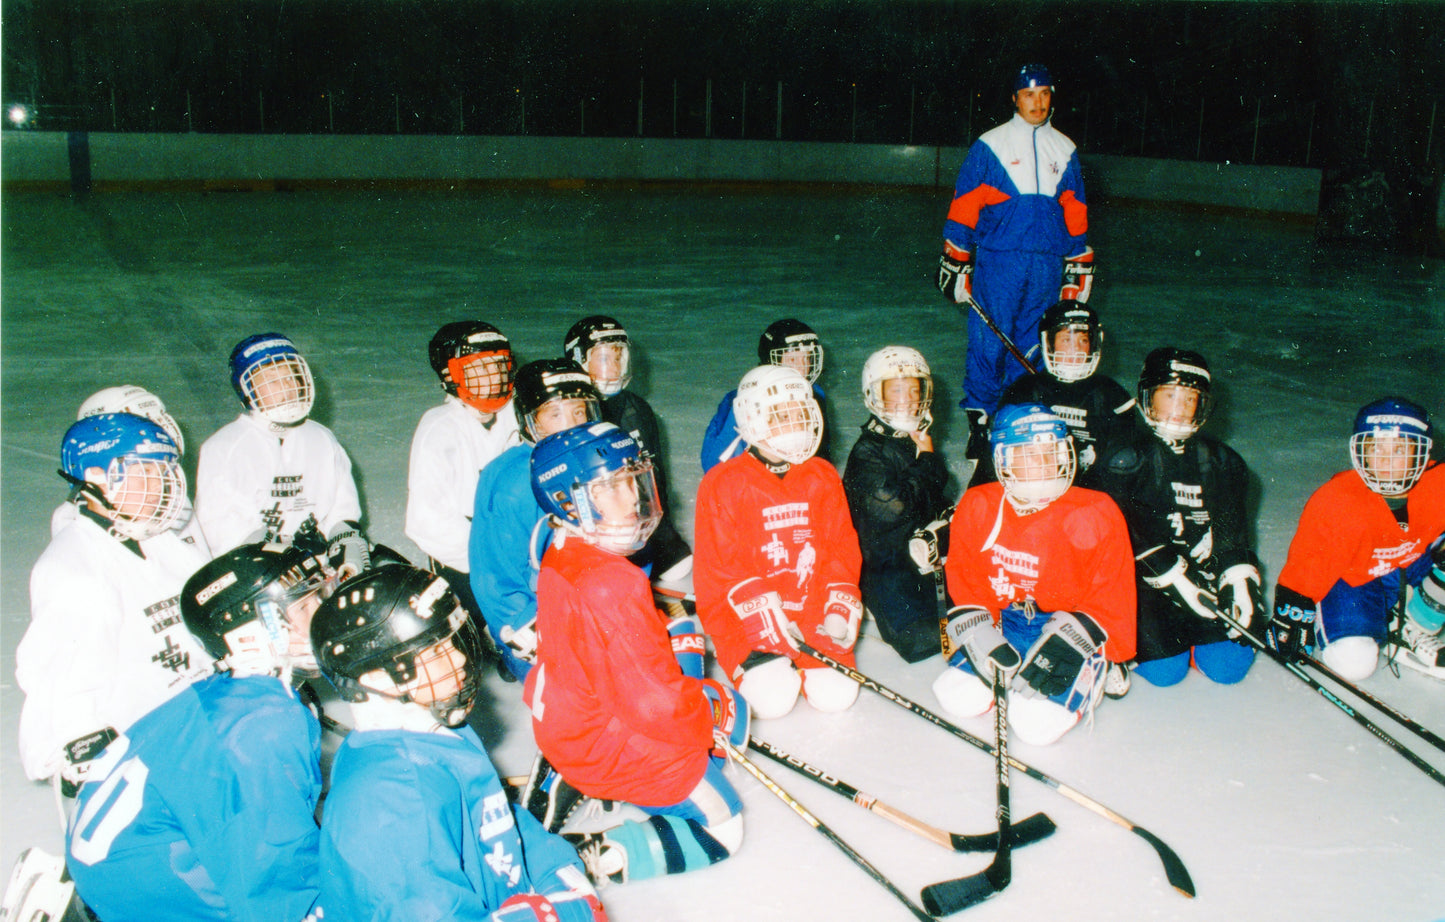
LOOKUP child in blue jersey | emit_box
[65,542,337,922]
[311,565,606,922]
[469,358,602,681]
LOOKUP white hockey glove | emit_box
[820,583,863,651]
[1013,611,1107,699]
[908,509,953,575]
[327,521,371,580]
[500,619,539,664]
[0,849,78,922]
[1060,246,1095,302]
[1138,546,1218,621]
[937,245,974,304]
[728,578,798,658]
[943,606,1020,687]
[60,727,118,798]
[1217,563,1263,638]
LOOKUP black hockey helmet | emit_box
[181,541,335,673]
[757,319,823,384]
[1137,347,1212,442]
[564,315,632,396]
[310,564,484,726]
[512,358,602,443]
[426,321,514,414]
[1038,300,1102,383]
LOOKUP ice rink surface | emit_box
[3,185,1444,920]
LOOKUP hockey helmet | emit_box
[78,385,185,455]
[229,333,315,425]
[734,364,824,465]
[861,345,933,434]
[757,319,823,384]
[1038,300,1102,383]
[1138,347,1212,443]
[60,412,186,541]
[531,422,663,554]
[1013,64,1054,93]
[427,321,515,414]
[991,403,1076,512]
[311,565,483,727]
[1350,397,1433,496]
[512,358,603,443]
[564,315,632,396]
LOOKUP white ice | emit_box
[3,187,1444,921]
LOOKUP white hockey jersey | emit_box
[195,413,362,555]
[405,396,522,573]
[17,514,214,780]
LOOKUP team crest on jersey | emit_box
[1051,405,1087,429]
[762,502,810,531]
[1369,540,1422,578]
[271,474,303,499]
[151,635,192,674]
[987,544,1040,602]
[1170,482,1203,509]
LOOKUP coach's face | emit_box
[1014,86,1052,126]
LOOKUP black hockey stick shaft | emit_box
[922,669,1012,914]
[748,738,1055,853]
[1210,607,1445,785]
[722,741,934,922]
[791,636,1196,898]
[958,297,1038,375]
[1303,647,1445,754]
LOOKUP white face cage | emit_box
[767,340,824,384]
[1142,385,1210,444]
[737,371,824,465]
[585,340,632,397]
[1041,324,1101,383]
[101,456,188,540]
[1351,431,1432,496]
[570,460,663,554]
[240,352,315,425]
[996,437,1077,513]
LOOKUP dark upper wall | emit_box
[3,0,1441,171]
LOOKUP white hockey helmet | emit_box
[734,364,823,465]
[861,346,933,433]
[78,385,185,455]
[992,403,1076,513]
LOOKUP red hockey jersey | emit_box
[525,535,713,808]
[944,482,1137,663]
[694,453,863,678]
[1277,464,1445,601]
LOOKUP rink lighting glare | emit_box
[7,104,29,127]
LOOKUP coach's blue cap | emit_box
[1013,64,1053,92]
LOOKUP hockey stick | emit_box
[722,740,934,922]
[1209,606,1445,786]
[748,738,1056,853]
[789,634,1196,898]
[922,668,1011,914]
[1305,644,1445,755]
[957,297,1037,375]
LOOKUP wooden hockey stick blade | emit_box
[748,738,1055,853]
[921,857,1009,916]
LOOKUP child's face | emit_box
[1051,327,1091,359]
[586,343,628,390]
[404,637,469,705]
[589,471,641,526]
[1359,435,1419,483]
[533,397,594,439]
[880,376,923,418]
[779,348,812,377]
[1004,441,1064,482]
[249,361,306,409]
[1150,385,1199,426]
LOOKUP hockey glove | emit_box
[493,892,609,922]
[937,245,974,303]
[728,578,798,658]
[0,849,79,922]
[60,727,118,798]
[327,520,371,580]
[668,614,707,679]
[1138,546,1218,621]
[820,583,863,651]
[1266,585,1317,657]
[1014,611,1107,699]
[1060,246,1095,302]
[908,509,953,575]
[701,678,750,757]
[943,606,1020,687]
[500,619,539,664]
[1217,563,1264,638]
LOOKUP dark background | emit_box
[3,0,1443,172]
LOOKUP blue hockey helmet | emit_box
[229,332,315,425]
[1351,397,1433,496]
[60,412,187,539]
[1013,64,1054,93]
[990,403,1076,512]
[311,564,483,726]
[531,421,663,554]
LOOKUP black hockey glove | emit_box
[60,726,118,797]
[327,520,371,579]
[1216,563,1264,639]
[1266,585,1317,658]
[1138,545,1218,621]
[1060,247,1095,302]
[1013,611,1107,699]
[937,246,973,303]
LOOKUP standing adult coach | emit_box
[937,64,1094,458]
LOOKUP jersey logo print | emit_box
[150,636,191,674]
[271,474,303,499]
[143,597,184,635]
[484,841,522,887]
[793,542,816,589]
[762,502,810,531]
[477,790,516,842]
[763,535,789,568]
[1050,405,1088,429]
[260,502,285,540]
[987,544,1040,603]
[1170,482,1203,508]
[1369,539,1423,578]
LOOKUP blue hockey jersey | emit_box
[66,674,322,922]
[316,724,598,922]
